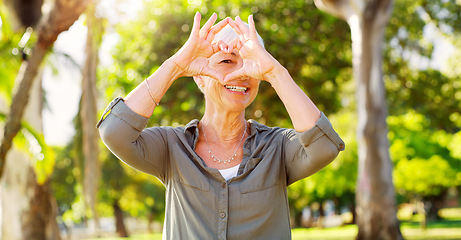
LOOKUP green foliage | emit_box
[288,110,358,213]
[0,5,22,102]
[19,121,55,183]
[394,156,456,196]
[243,0,351,123]
[51,111,84,219]
[52,145,79,215]
[98,149,166,221]
[448,131,461,159]
[0,113,55,185]
[388,111,461,199]
[385,0,461,132]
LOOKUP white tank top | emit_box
[218,164,240,181]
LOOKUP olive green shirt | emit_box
[97,97,345,240]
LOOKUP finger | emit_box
[209,17,230,36]
[236,16,250,40]
[228,18,243,36]
[215,40,228,53]
[248,15,258,41]
[191,12,201,37]
[203,67,224,83]
[199,13,217,38]
[206,17,230,43]
[235,16,250,34]
[227,38,241,52]
[211,42,220,53]
[226,44,234,54]
[235,16,251,42]
[224,68,246,83]
[211,41,228,54]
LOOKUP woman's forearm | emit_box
[124,59,182,118]
[266,66,321,132]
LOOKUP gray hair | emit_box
[212,23,265,48]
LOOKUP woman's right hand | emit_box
[170,12,229,82]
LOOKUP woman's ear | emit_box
[193,76,205,88]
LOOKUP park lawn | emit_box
[84,220,461,240]
[291,223,461,240]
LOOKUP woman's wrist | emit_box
[264,64,289,88]
[164,57,186,81]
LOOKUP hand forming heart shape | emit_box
[170,12,282,85]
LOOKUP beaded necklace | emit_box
[201,123,247,164]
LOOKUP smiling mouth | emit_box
[224,85,248,93]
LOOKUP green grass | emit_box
[84,220,461,240]
[84,233,163,240]
[292,225,357,240]
[290,222,461,240]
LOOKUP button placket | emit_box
[217,181,229,239]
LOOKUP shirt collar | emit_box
[184,119,200,132]
[184,119,269,135]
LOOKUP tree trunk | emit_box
[81,2,103,233]
[317,201,325,229]
[349,199,357,224]
[351,2,402,239]
[0,70,60,240]
[0,43,47,177]
[424,193,444,221]
[113,200,129,237]
[313,1,403,239]
[148,210,155,233]
[290,208,303,228]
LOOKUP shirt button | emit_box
[220,212,226,219]
[222,183,226,188]
[339,143,345,150]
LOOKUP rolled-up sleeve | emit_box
[284,112,345,185]
[97,98,169,181]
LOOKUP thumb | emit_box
[202,66,224,84]
[223,68,246,83]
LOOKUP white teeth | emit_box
[225,85,248,92]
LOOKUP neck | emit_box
[200,105,247,143]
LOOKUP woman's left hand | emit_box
[224,15,284,83]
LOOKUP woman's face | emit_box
[200,50,260,112]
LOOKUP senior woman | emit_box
[97,13,344,240]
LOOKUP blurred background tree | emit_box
[389,111,461,228]
[0,0,89,239]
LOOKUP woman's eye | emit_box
[220,60,232,64]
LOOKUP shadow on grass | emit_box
[401,219,461,229]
